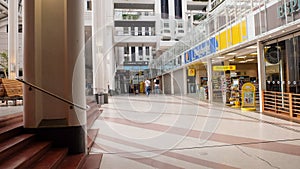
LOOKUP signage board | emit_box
[241,82,256,111]
[213,65,236,71]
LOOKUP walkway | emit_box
[90,94,300,169]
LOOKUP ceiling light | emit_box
[250,52,257,55]
[229,59,234,62]
[226,53,237,55]
[246,46,257,49]
[246,59,255,61]
[217,56,225,58]
[237,56,247,58]
[239,61,247,63]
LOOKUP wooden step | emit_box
[31,148,68,169]
[0,141,52,169]
[87,129,99,154]
[58,153,85,169]
[80,154,103,169]
[87,110,101,130]
[0,133,35,162]
[86,103,102,130]
[0,112,23,128]
[0,122,23,142]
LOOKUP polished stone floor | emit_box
[89,94,300,169]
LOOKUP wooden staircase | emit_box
[0,100,103,169]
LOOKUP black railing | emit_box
[16,78,86,110]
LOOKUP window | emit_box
[145,27,149,36]
[174,0,182,19]
[161,0,169,19]
[178,23,183,28]
[123,27,129,34]
[124,47,129,54]
[138,27,142,36]
[139,47,143,56]
[131,27,135,35]
[164,23,169,28]
[146,47,150,56]
[87,1,92,10]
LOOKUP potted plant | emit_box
[0,51,8,78]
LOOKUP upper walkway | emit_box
[90,94,300,169]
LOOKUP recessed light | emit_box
[246,46,257,49]
[226,53,237,55]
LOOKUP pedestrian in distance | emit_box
[144,78,151,96]
[154,77,160,95]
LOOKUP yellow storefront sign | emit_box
[213,65,236,71]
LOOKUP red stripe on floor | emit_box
[101,116,300,156]
[97,134,240,169]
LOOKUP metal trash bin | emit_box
[95,93,99,104]
[99,93,104,105]
[103,93,108,104]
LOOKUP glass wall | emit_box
[265,34,300,94]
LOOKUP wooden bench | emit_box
[0,78,23,106]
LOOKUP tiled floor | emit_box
[89,94,300,169]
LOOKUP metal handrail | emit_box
[16,78,86,110]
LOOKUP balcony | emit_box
[114,10,157,22]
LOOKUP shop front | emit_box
[210,52,259,107]
[262,32,300,120]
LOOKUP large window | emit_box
[265,34,300,94]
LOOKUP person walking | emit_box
[144,78,151,96]
[154,77,160,94]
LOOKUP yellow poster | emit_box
[188,68,195,76]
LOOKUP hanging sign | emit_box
[213,65,236,71]
[241,83,256,111]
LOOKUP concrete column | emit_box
[171,72,174,95]
[23,0,86,153]
[183,67,187,95]
[8,0,19,79]
[162,75,165,94]
[103,0,115,92]
[257,41,266,113]
[92,0,105,94]
[207,58,213,103]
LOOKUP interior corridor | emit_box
[89,94,300,169]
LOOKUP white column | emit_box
[8,0,19,79]
[171,72,174,95]
[103,0,115,92]
[92,0,105,93]
[169,0,175,40]
[183,67,187,95]
[207,58,213,103]
[257,41,266,113]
